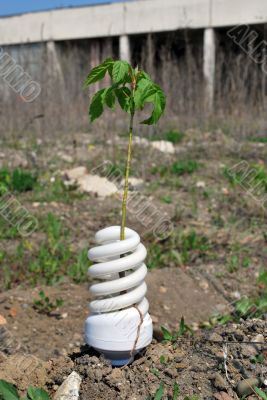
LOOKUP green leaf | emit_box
[103,87,116,109]
[141,85,166,125]
[235,297,252,316]
[0,380,19,400]
[89,88,105,122]
[160,326,173,341]
[27,386,50,400]
[172,382,180,400]
[258,271,267,287]
[177,316,187,336]
[84,58,113,87]
[115,87,131,113]
[134,78,152,110]
[112,60,130,83]
[137,70,152,82]
[154,383,164,400]
[255,387,267,400]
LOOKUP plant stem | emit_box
[119,111,134,278]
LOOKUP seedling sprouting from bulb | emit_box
[84,59,166,365]
[84,58,166,243]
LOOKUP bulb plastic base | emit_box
[85,306,153,366]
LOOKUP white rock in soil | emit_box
[78,174,117,197]
[196,181,206,188]
[64,166,87,181]
[133,136,149,147]
[253,334,264,343]
[151,140,175,154]
[60,153,74,163]
[128,177,144,189]
[54,371,82,400]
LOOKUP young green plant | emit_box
[84,58,166,277]
[0,379,50,400]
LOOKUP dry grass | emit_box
[0,27,266,140]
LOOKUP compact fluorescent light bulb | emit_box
[85,226,153,366]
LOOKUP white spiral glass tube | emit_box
[85,225,153,366]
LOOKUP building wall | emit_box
[0,0,266,45]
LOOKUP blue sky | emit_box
[0,0,126,16]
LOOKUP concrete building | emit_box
[0,0,267,134]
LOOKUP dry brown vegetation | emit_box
[1,26,267,140]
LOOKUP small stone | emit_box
[199,280,209,290]
[61,313,68,319]
[212,373,228,390]
[231,291,241,299]
[196,181,206,188]
[153,328,164,341]
[60,154,74,163]
[128,177,144,189]
[176,362,187,371]
[54,371,82,400]
[165,368,178,378]
[105,368,126,389]
[209,332,223,342]
[94,369,103,381]
[174,352,184,363]
[133,136,149,147]
[233,330,244,341]
[151,314,159,323]
[241,344,258,357]
[0,316,7,325]
[151,140,175,154]
[159,286,167,294]
[78,174,117,197]
[214,392,234,400]
[253,334,264,343]
[222,187,229,195]
[236,378,259,397]
[64,166,87,181]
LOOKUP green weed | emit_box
[161,317,193,343]
[33,177,84,204]
[224,163,267,192]
[148,382,179,400]
[248,136,267,143]
[180,230,210,264]
[29,213,71,285]
[161,195,172,204]
[68,248,89,283]
[254,387,267,400]
[0,218,19,240]
[148,129,184,144]
[0,379,50,400]
[152,160,199,177]
[171,160,199,175]
[164,130,184,144]
[147,229,210,269]
[0,168,37,193]
[33,291,64,314]
[227,254,239,273]
[148,382,198,400]
[250,354,264,364]
[206,274,267,328]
